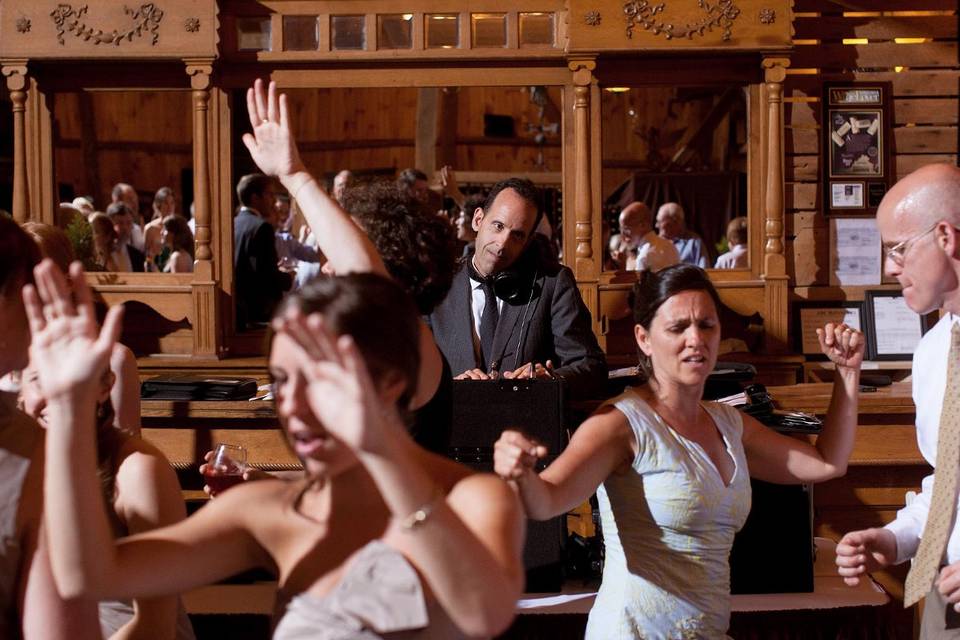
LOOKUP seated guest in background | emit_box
[715,216,749,269]
[835,164,960,635]
[619,201,680,272]
[19,337,194,640]
[495,263,864,639]
[111,182,145,251]
[234,173,291,329]
[398,167,431,204]
[240,79,459,453]
[331,169,352,205]
[106,202,145,272]
[274,192,319,269]
[144,187,177,270]
[0,219,100,639]
[161,216,195,273]
[427,177,606,397]
[454,193,483,258]
[89,212,124,272]
[72,196,95,217]
[21,222,141,435]
[30,262,525,639]
[656,202,709,268]
[606,232,627,271]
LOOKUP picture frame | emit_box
[830,181,865,209]
[863,291,935,361]
[828,108,883,178]
[794,301,865,360]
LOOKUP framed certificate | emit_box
[863,291,935,360]
[830,181,865,209]
[828,109,883,178]
[795,302,865,358]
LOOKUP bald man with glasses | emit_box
[835,164,960,637]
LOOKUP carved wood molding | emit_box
[49,3,164,47]
[624,0,742,42]
[762,57,790,278]
[569,59,596,277]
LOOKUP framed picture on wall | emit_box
[863,291,935,361]
[795,302,865,359]
[822,83,892,216]
[828,109,883,178]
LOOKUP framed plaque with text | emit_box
[822,83,892,216]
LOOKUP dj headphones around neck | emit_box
[468,250,538,305]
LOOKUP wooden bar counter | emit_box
[770,381,927,634]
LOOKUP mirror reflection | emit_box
[52,90,193,273]
[601,85,749,272]
[230,85,564,331]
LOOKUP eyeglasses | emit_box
[883,222,941,266]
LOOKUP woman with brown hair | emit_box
[89,212,123,272]
[161,215,195,273]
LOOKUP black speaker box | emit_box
[450,379,566,592]
[729,479,814,594]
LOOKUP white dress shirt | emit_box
[714,244,748,269]
[635,231,681,273]
[885,313,960,564]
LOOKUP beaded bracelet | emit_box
[289,175,316,201]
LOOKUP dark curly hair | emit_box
[342,181,459,315]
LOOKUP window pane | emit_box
[331,15,365,50]
[471,13,506,48]
[237,17,271,52]
[426,14,459,49]
[378,14,414,49]
[519,12,554,46]
[283,15,319,51]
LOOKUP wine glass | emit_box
[203,443,247,495]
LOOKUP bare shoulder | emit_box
[577,404,633,445]
[446,472,521,524]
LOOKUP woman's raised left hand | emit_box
[22,260,123,403]
[273,309,400,454]
[817,322,865,371]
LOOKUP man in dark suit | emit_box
[234,173,292,330]
[427,178,606,398]
[106,202,145,272]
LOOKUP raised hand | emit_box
[22,260,123,404]
[241,78,306,180]
[817,322,865,371]
[835,527,896,586]
[273,309,400,454]
[493,430,547,481]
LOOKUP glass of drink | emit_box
[204,443,247,495]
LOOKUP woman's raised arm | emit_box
[743,322,863,483]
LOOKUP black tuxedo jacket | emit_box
[126,244,145,272]
[426,257,606,398]
[233,207,291,329]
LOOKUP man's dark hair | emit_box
[106,202,132,220]
[111,182,132,202]
[481,178,544,234]
[236,173,275,207]
[153,187,175,209]
[631,263,722,381]
[342,181,458,315]
[397,168,428,189]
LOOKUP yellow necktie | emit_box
[905,323,960,607]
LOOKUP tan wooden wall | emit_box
[53,91,193,212]
[786,0,959,289]
[51,85,563,211]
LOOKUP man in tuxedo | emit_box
[426,178,605,398]
[233,173,291,330]
[106,202,145,272]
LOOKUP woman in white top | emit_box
[495,263,864,639]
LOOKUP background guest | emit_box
[715,216,749,269]
[656,202,710,268]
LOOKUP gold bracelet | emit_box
[289,175,316,201]
[400,493,442,531]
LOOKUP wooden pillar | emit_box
[2,62,29,222]
[569,59,597,280]
[761,57,790,353]
[415,87,439,175]
[186,61,219,358]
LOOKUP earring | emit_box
[96,403,106,420]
